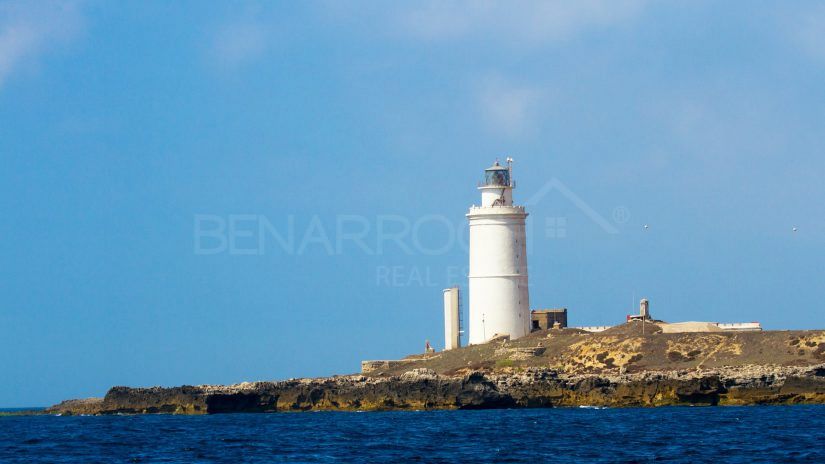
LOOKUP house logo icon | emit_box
[524,178,623,237]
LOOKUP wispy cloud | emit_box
[0,0,84,90]
[649,89,793,166]
[786,3,825,63]
[211,20,270,70]
[474,75,546,137]
[393,0,649,43]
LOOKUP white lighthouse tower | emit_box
[467,159,530,344]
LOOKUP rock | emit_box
[400,368,438,381]
[46,330,825,414]
[45,363,825,415]
[47,398,103,416]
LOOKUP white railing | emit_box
[575,326,612,333]
[477,180,516,188]
[468,205,525,212]
[712,322,762,331]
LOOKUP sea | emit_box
[1,406,824,463]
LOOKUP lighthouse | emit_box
[467,159,530,344]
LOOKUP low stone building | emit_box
[361,360,408,374]
[531,308,568,331]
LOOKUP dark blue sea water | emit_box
[2,406,824,463]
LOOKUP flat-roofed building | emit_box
[531,308,568,331]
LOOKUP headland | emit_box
[47,324,825,414]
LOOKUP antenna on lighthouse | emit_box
[506,157,514,187]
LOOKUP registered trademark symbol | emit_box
[612,206,630,224]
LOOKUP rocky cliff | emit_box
[47,364,825,415]
[47,327,825,414]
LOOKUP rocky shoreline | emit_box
[45,328,825,414]
[46,363,825,415]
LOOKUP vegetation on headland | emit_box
[44,325,825,415]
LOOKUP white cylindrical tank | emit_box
[467,160,530,344]
[443,287,461,350]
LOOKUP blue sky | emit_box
[2,0,825,407]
